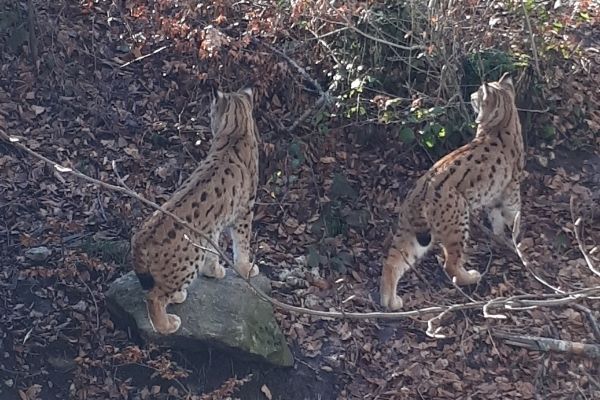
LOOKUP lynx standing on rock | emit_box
[131,86,260,334]
[380,73,525,310]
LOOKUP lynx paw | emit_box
[204,263,226,279]
[453,269,481,286]
[248,264,259,277]
[381,293,404,311]
[154,313,181,335]
[171,289,187,304]
[238,263,259,278]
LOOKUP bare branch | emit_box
[254,39,329,100]
[573,304,600,343]
[493,331,600,359]
[253,39,331,133]
[520,0,541,76]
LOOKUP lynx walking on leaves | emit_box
[131,86,260,334]
[380,73,525,310]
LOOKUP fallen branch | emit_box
[493,331,600,359]
[2,129,600,324]
[573,304,600,343]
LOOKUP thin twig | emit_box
[253,39,331,133]
[573,304,600,343]
[570,195,600,278]
[119,45,170,69]
[520,0,541,76]
[254,39,329,100]
[511,212,565,294]
[285,94,327,134]
[516,106,550,114]
[331,13,425,52]
[79,275,100,330]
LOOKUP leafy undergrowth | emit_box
[0,1,599,399]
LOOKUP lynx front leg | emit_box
[500,180,521,234]
[489,180,521,236]
[380,232,432,310]
[231,209,258,278]
[146,288,181,334]
[200,231,226,279]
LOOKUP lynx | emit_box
[380,73,524,310]
[131,86,260,334]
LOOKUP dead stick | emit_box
[573,304,600,343]
[493,331,600,359]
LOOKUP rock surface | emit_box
[106,270,293,367]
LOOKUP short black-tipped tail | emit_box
[131,231,155,291]
[135,272,155,290]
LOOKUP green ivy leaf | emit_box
[398,127,415,143]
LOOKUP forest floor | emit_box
[1,1,599,399]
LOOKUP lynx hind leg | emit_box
[437,205,480,286]
[231,209,258,278]
[200,232,226,279]
[146,288,181,335]
[380,230,432,310]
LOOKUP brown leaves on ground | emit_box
[0,0,599,399]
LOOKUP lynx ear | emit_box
[241,86,253,97]
[498,72,513,89]
[482,82,489,101]
[210,86,223,103]
[239,86,254,105]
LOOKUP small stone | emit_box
[106,271,293,367]
[24,246,51,262]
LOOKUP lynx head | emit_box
[210,86,254,134]
[470,72,516,126]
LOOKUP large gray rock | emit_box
[106,270,293,367]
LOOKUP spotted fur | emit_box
[380,73,524,310]
[131,86,260,334]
